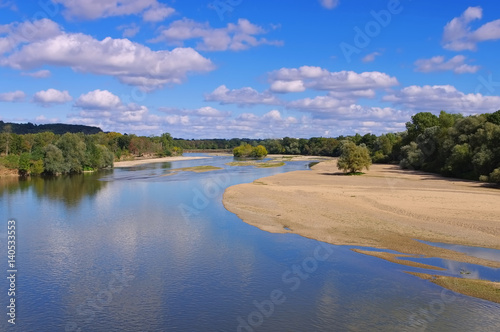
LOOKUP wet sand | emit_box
[223,159,500,268]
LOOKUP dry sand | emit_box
[223,159,500,268]
[114,156,208,168]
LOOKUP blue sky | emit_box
[0,0,499,138]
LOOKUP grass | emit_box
[226,161,285,168]
[171,166,223,173]
[407,272,500,304]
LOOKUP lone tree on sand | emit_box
[337,141,372,174]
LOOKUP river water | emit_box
[1,154,499,331]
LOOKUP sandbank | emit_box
[114,156,208,168]
[223,159,500,268]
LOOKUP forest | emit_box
[1,110,499,183]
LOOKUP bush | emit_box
[233,144,268,158]
[30,160,44,175]
[489,168,500,184]
[252,145,268,158]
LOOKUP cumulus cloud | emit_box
[0,90,25,102]
[269,66,398,98]
[205,85,282,107]
[319,0,339,10]
[53,0,174,21]
[1,20,215,91]
[75,89,121,109]
[21,69,51,78]
[443,6,500,51]
[70,89,152,131]
[414,55,479,74]
[152,18,283,51]
[270,80,306,93]
[142,3,175,22]
[33,89,72,106]
[0,18,61,54]
[383,85,500,113]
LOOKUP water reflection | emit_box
[0,171,110,207]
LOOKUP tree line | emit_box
[0,129,182,176]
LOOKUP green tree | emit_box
[18,152,31,176]
[400,142,424,169]
[405,112,440,142]
[56,133,86,173]
[44,144,66,174]
[337,141,372,173]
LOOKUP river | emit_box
[1,154,499,331]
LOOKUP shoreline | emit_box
[113,155,209,168]
[223,159,500,268]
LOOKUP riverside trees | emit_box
[0,131,182,176]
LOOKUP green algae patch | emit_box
[407,272,500,304]
[226,161,285,168]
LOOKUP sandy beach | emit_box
[114,156,208,168]
[223,159,500,268]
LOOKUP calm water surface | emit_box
[1,154,499,331]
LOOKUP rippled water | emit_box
[1,154,499,331]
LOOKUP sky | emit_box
[0,0,499,139]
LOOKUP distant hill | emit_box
[0,121,103,135]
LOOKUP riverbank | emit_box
[114,155,209,168]
[223,159,500,268]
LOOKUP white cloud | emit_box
[269,67,398,99]
[362,51,381,63]
[0,18,61,54]
[414,55,479,74]
[205,85,282,106]
[159,106,231,118]
[117,23,140,38]
[53,0,174,21]
[1,20,215,91]
[443,6,500,51]
[0,90,25,102]
[383,85,500,113]
[142,3,175,22]
[270,80,306,93]
[319,0,339,10]
[75,90,121,110]
[35,115,59,123]
[33,89,72,106]
[152,18,283,51]
[21,69,51,78]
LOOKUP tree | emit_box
[405,112,440,142]
[56,133,86,173]
[337,141,372,173]
[18,152,31,176]
[0,124,12,155]
[43,144,66,174]
[400,142,424,170]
